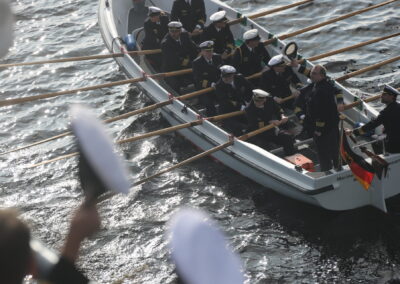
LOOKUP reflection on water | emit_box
[1,0,400,283]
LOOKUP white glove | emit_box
[195,24,202,30]
[300,114,305,120]
[211,82,216,89]
[240,104,246,111]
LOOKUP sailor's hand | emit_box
[191,28,202,36]
[345,128,353,136]
[291,89,300,98]
[314,131,322,137]
[269,120,280,126]
[211,82,216,89]
[221,50,230,60]
[273,97,283,104]
[280,116,289,124]
[262,66,270,73]
[240,104,246,111]
[337,103,345,112]
[290,59,299,68]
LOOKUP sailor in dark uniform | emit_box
[347,84,400,154]
[231,29,271,86]
[201,10,235,61]
[214,65,253,136]
[192,41,223,116]
[161,21,199,94]
[305,65,344,172]
[245,89,295,155]
[170,0,206,42]
[142,7,169,71]
[260,54,304,110]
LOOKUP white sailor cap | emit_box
[268,54,286,67]
[71,105,130,197]
[252,89,270,100]
[167,208,244,284]
[199,40,214,50]
[243,29,260,41]
[168,21,183,30]
[148,6,162,16]
[210,10,227,22]
[220,65,236,76]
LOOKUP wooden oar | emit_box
[336,55,400,81]
[27,110,245,168]
[302,32,400,63]
[0,49,161,69]
[263,0,399,46]
[130,119,281,186]
[0,68,192,107]
[228,0,313,25]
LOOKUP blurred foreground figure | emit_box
[167,208,244,284]
[0,203,100,284]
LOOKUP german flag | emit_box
[340,128,375,190]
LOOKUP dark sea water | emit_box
[1,0,400,283]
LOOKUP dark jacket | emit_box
[192,54,222,89]
[245,97,283,135]
[142,14,169,50]
[354,101,400,153]
[260,67,302,99]
[215,74,254,114]
[171,0,206,32]
[201,23,235,54]
[161,32,198,72]
[306,78,342,135]
[231,43,270,77]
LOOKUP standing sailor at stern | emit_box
[346,85,400,154]
[245,89,295,156]
[161,21,198,94]
[142,6,169,71]
[260,54,303,110]
[192,40,223,116]
[201,10,235,62]
[307,65,344,172]
[171,0,206,42]
[232,29,271,86]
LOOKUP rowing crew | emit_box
[139,3,400,172]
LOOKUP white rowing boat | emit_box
[98,0,400,211]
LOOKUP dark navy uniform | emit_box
[142,14,169,70]
[260,66,303,109]
[170,0,206,32]
[201,23,235,55]
[354,101,400,153]
[161,31,198,93]
[231,43,270,85]
[245,97,295,155]
[306,78,343,171]
[214,74,254,136]
[192,54,223,116]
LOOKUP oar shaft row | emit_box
[2,48,399,156]
[263,0,398,46]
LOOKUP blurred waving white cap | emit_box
[167,208,244,284]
